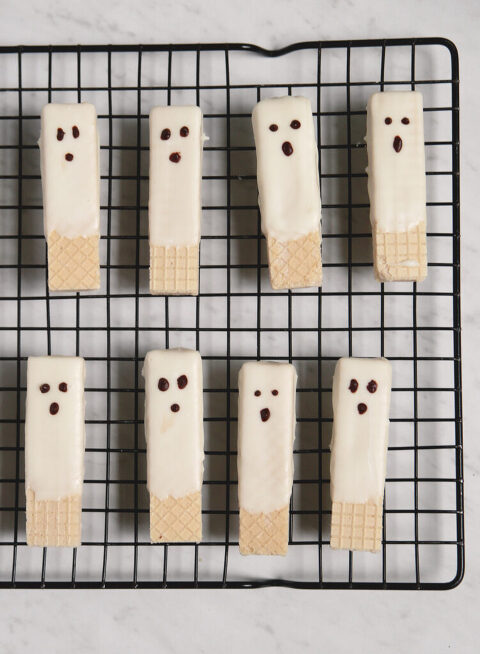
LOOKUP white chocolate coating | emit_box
[252,96,321,241]
[366,91,426,233]
[237,361,297,514]
[142,349,204,500]
[148,106,205,247]
[25,356,86,501]
[330,357,392,505]
[39,103,100,239]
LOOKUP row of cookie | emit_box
[40,90,427,294]
[25,350,391,554]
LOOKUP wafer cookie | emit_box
[149,106,205,296]
[39,103,100,291]
[142,349,204,543]
[252,96,322,290]
[237,361,297,555]
[25,356,85,547]
[366,91,427,282]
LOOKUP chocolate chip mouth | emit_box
[171,403,180,413]
[260,408,270,422]
[393,136,402,153]
[49,402,59,416]
[357,403,367,415]
[282,141,293,156]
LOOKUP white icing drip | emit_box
[142,349,204,500]
[237,361,297,514]
[366,91,427,233]
[252,96,321,242]
[39,103,100,239]
[148,106,205,247]
[330,357,392,505]
[25,356,85,501]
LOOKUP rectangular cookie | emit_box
[25,356,86,547]
[142,349,204,542]
[366,91,427,282]
[237,361,297,555]
[329,357,392,552]
[252,96,322,290]
[148,106,205,295]
[39,103,100,291]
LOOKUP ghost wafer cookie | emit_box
[25,356,86,547]
[252,96,322,290]
[237,361,297,555]
[142,349,204,542]
[149,106,205,295]
[329,357,392,552]
[39,103,100,291]
[366,91,427,282]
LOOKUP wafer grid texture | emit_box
[150,492,202,543]
[0,40,462,589]
[48,231,100,291]
[267,231,322,290]
[330,501,383,553]
[26,489,81,548]
[150,244,199,295]
[373,223,427,282]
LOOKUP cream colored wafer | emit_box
[267,231,322,290]
[330,501,383,552]
[26,489,81,547]
[239,506,289,556]
[366,91,427,283]
[148,106,204,297]
[150,491,202,543]
[48,231,100,291]
[39,103,100,292]
[149,244,199,295]
[252,96,322,291]
[373,223,427,282]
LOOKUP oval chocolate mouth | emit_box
[49,402,59,416]
[393,136,402,153]
[357,403,367,415]
[282,141,293,156]
[260,408,270,422]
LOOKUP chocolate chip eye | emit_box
[177,375,188,389]
[179,126,189,137]
[161,128,171,140]
[158,377,169,391]
[254,390,261,397]
[401,117,410,125]
[59,382,68,392]
[349,379,358,393]
[385,117,392,125]
[367,380,378,393]
[72,125,79,138]
[269,124,278,132]
[56,128,65,141]
[290,119,301,129]
[40,383,50,393]
[271,389,278,396]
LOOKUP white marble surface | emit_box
[0,0,478,652]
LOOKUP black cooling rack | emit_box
[0,38,462,589]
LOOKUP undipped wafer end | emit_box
[239,506,289,556]
[47,231,100,291]
[373,223,427,282]
[150,491,202,543]
[330,500,383,552]
[26,488,81,547]
[150,244,199,295]
[267,231,322,290]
